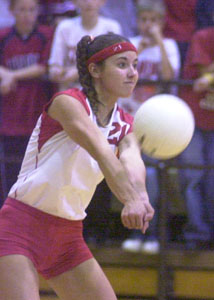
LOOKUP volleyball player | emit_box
[0,32,154,300]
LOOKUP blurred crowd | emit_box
[1,0,214,253]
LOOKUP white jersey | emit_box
[118,35,181,116]
[49,16,122,90]
[8,89,133,220]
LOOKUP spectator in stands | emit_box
[196,0,214,29]
[38,0,77,27]
[100,0,138,37]
[0,0,54,206]
[48,0,122,91]
[120,0,180,254]
[163,0,197,70]
[179,27,214,250]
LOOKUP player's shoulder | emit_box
[51,88,90,115]
[59,88,86,99]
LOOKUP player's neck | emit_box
[96,105,114,127]
[96,84,118,109]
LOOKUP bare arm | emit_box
[0,64,46,95]
[118,133,147,196]
[118,133,154,232]
[1,64,46,80]
[48,94,153,231]
[152,27,174,80]
[138,26,174,80]
[49,64,79,84]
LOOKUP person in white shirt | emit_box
[48,0,122,91]
[120,0,180,254]
[100,0,138,37]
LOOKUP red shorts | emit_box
[0,198,93,279]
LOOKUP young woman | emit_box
[0,32,154,300]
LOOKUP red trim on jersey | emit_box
[44,88,90,115]
[38,113,63,151]
[37,88,133,151]
[38,89,91,151]
[107,106,133,145]
[117,106,133,135]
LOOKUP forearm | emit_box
[97,150,141,205]
[0,67,4,80]
[49,65,79,83]
[63,67,79,82]
[98,142,153,233]
[12,64,46,80]
[49,64,64,81]
[118,133,149,201]
[157,39,174,80]
[119,149,148,201]
[120,153,147,191]
[118,134,153,232]
[0,66,9,79]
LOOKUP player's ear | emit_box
[88,63,101,79]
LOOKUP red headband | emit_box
[86,42,137,66]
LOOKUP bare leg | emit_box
[48,258,117,300]
[0,255,40,300]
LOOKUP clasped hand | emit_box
[121,197,154,234]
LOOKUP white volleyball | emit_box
[133,94,195,160]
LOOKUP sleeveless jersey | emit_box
[8,89,133,220]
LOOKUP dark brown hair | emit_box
[76,32,130,116]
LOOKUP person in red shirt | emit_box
[163,0,197,70]
[179,27,214,250]
[0,0,54,204]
